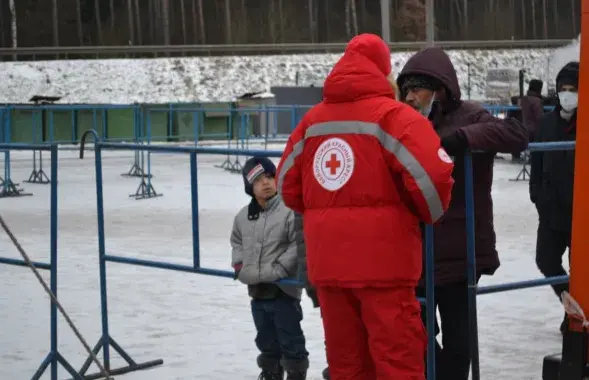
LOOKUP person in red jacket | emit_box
[276,33,455,380]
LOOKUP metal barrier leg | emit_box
[78,131,163,378]
[424,224,437,380]
[130,114,160,200]
[24,150,51,184]
[464,152,481,380]
[509,150,531,182]
[0,149,32,198]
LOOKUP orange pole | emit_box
[570,0,589,323]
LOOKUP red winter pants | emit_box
[317,286,426,380]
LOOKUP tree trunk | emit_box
[308,0,316,43]
[179,0,187,44]
[52,0,59,46]
[224,0,232,43]
[345,0,351,37]
[110,0,116,32]
[241,0,248,43]
[134,0,142,44]
[521,0,526,39]
[8,0,17,60]
[127,0,135,44]
[162,0,171,46]
[351,0,358,36]
[197,0,206,44]
[542,0,547,39]
[76,0,84,45]
[531,0,537,39]
[269,0,277,43]
[278,0,285,42]
[463,0,468,38]
[94,0,104,44]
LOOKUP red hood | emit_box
[323,34,395,103]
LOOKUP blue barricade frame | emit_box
[72,128,573,380]
[0,142,91,380]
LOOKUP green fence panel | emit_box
[107,108,135,141]
[10,110,36,143]
[142,105,169,142]
[78,109,105,139]
[174,103,200,141]
[51,110,73,143]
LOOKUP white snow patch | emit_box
[0,40,581,104]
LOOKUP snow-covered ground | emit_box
[0,143,568,379]
[0,37,581,104]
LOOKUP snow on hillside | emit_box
[0,38,581,104]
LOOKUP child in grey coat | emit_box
[231,157,309,380]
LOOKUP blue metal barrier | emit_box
[73,127,573,380]
[0,142,90,380]
[1,103,539,200]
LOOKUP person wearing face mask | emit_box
[529,61,579,335]
[396,47,529,380]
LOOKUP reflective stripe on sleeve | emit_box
[277,121,444,221]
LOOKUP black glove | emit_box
[305,287,320,308]
[441,130,468,156]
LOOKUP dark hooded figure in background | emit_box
[396,46,529,380]
[520,78,546,142]
[529,61,579,335]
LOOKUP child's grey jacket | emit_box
[230,195,304,299]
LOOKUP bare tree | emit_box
[531,0,537,39]
[224,0,232,43]
[127,0,135,44]
[197,0,206,44]
[110,0,116,32]
[76,0,84,45]
[350,0,358,36]
[344,0,360,37]
[9,0,17,60]
[52,0,59,46]
[134,0,142,44]
[345,0,351,37]
[179,0,187,44]
[308,0,317,43]
[162,0,171,45]
[241,0,248,43]
[278,0,285,42]
[94,0,104,44]
[269,0,277,42]
[542,0,547,39]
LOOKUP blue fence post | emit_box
[49,143,59,379]
[129,110,160,200]
[425,224,436,380]
[190,152,200,268]
[0,107,31,197]
[464,151,481,380]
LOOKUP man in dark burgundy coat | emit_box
[520,79,545,142]
[397,47,529,380]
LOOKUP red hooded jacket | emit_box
[276,34,455,288]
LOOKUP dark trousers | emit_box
[416,278,479,380]
[535,220,571,299]
[251,293,309,371]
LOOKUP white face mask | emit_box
[558,91,578,112]
[420,95,436,118]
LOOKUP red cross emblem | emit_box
[325,153,341,175]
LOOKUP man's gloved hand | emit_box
[232,263,243,280]
[441,130,468,156]
[305,287,320,308]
